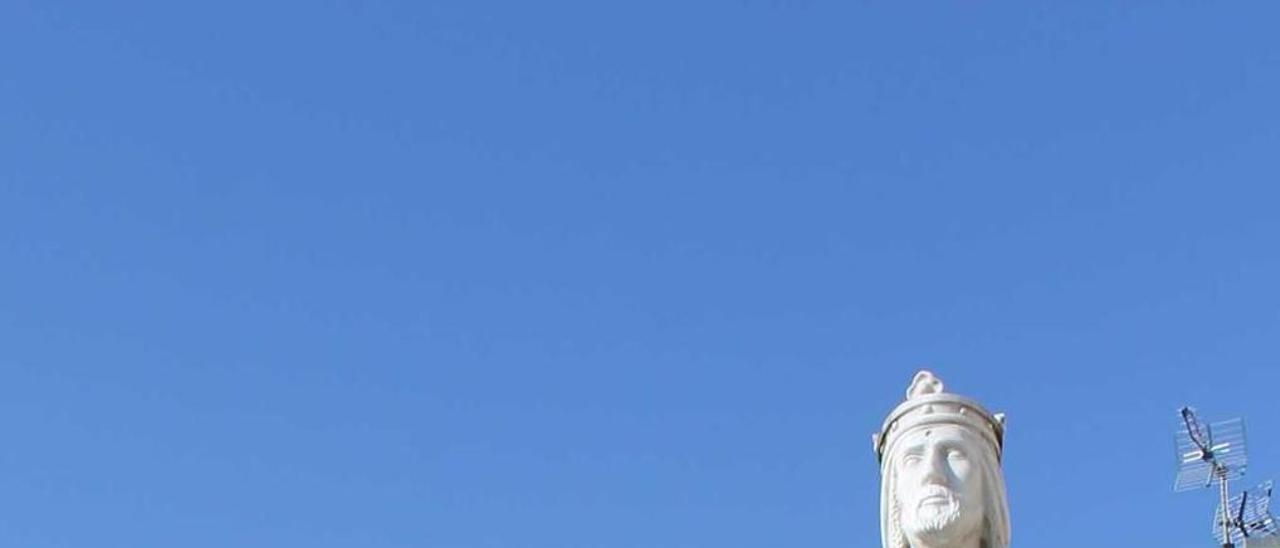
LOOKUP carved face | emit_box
[892,424,986,546]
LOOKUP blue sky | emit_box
[3,2,1279,547]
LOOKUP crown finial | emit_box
[906,370,944,399]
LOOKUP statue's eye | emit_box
[901,454,923,466]
[947,449,967,461]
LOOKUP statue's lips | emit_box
[918,494,953,506]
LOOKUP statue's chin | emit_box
[908,510,959,536]
[904,503,976,545]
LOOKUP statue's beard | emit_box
[902,486,967,540]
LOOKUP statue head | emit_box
[873,371,1010,548]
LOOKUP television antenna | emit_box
[1214,480,1279,547]
[1174,406,1251,548]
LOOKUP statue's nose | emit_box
[922,469,946,486]
[921,450,948,485]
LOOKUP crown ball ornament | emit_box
[907,370,945,398]
[874,370,1011,548]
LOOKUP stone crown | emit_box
[873,370,1006,464]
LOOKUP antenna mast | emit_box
[1174,406,1276,548]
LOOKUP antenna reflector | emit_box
[1174,409,1248,492]
[1215,480,1278,546]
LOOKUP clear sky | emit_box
[3,2,1279,547]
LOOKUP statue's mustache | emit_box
[913,485,959,508]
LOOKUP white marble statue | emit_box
[873,371,1011,548]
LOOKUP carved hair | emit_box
[879,427,1011,548]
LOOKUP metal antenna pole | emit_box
[1222,465,1236,548]
[1171,407,1270,548]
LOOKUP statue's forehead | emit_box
[894,423,978,447]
